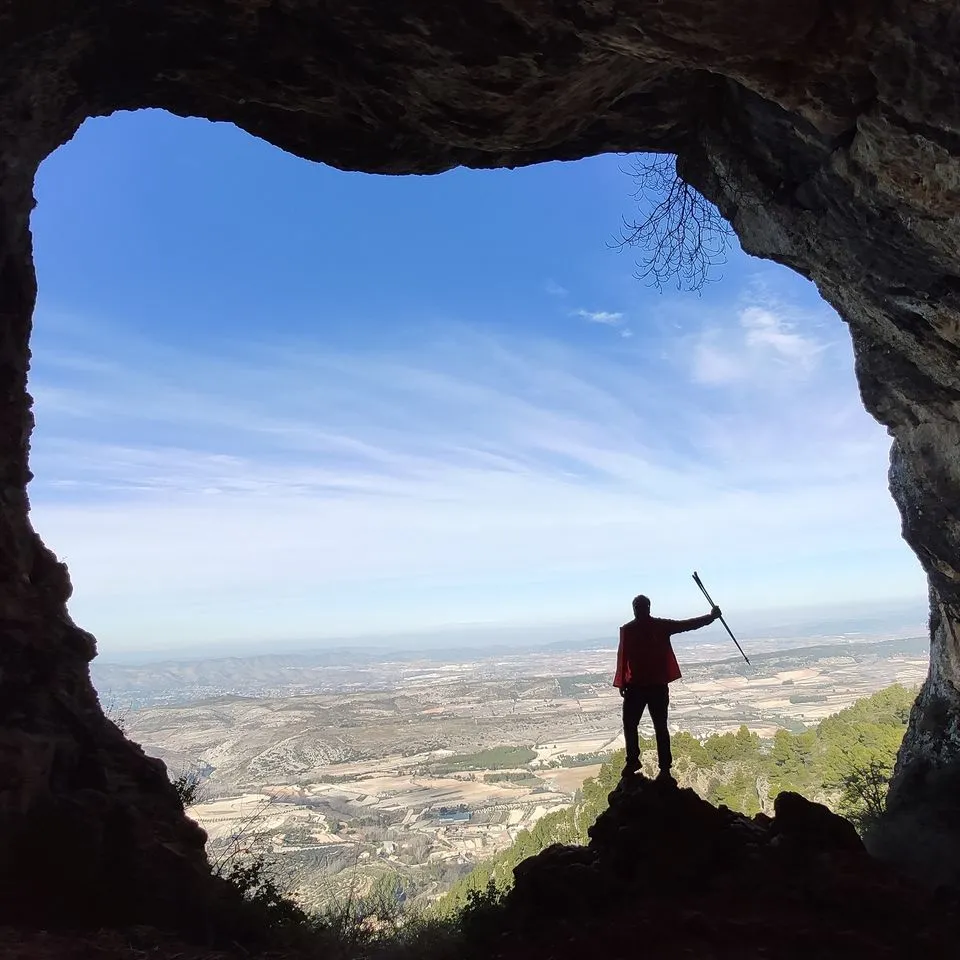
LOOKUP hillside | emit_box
[123,638,926,910]
[5,684,954,960]
[8,753,958,960]
[439,684,917,911]
[477,777,960,960]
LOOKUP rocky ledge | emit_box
[494,775,960,959]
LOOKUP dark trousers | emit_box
[622,683,672,771]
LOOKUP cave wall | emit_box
[2,0,959,923]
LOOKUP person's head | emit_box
[632,595,651,619]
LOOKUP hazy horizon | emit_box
[93,595,928,665]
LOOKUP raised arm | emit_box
[667,607,721,634]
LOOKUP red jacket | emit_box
[613,615,712,688]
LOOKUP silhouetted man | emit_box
[614,594,720,780]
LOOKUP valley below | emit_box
[108,630,929,908]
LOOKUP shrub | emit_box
[220,853,313,930]
[171,768,204,807]
[456,881,508,948]
[832,757,893,831]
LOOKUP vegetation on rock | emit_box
[171,684,917,958]
[438,683,915,911]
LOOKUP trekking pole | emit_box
[692,571,750,665]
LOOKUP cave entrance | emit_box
[0,0,960,929]
[21,107,936,915]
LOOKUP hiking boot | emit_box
[656,768,676,786]
[621,758,641,778]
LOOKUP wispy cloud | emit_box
[690,304,830,387]
[544,279,568,297]
[26,299,921,651]
[576,309,624,326]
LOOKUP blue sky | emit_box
[26,109,927,654]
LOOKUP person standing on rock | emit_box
[614,594,721,780]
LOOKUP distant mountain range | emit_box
[92,626,929,712]
[97,596,926,665]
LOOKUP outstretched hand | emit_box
[711,605,722,621]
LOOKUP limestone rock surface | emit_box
[1,0,960,925]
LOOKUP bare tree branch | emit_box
[613,154,733,293]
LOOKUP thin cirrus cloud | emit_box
[576,309,624,325]
[25,296,924,652]
[575,308,634,340]
[691,305,827,386]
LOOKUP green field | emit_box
[429,745,537,774]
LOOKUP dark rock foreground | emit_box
[495,776,960,959]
